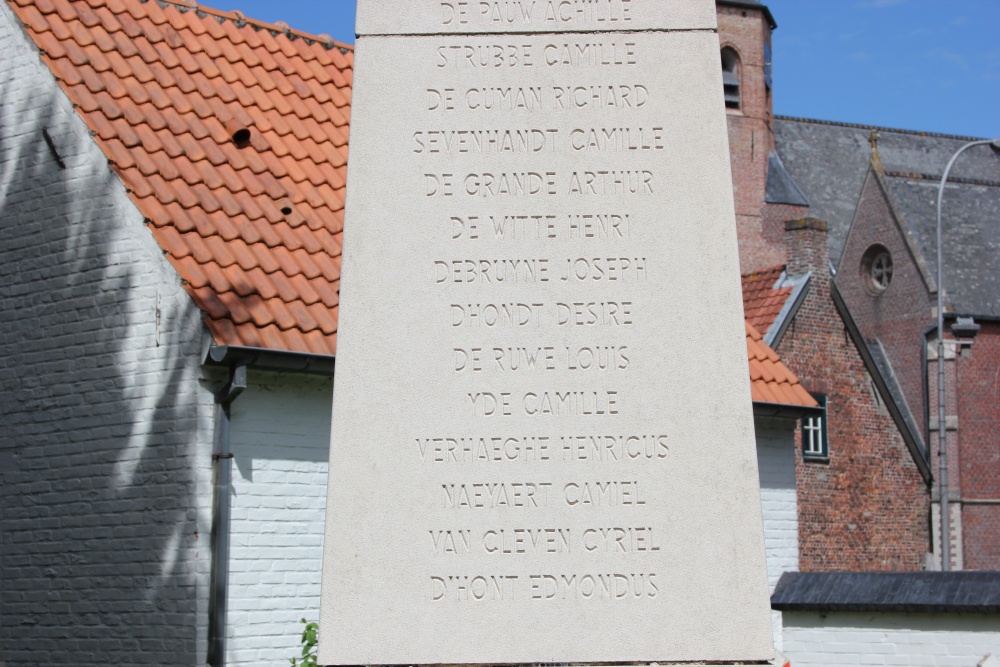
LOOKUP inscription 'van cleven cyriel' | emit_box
[321,1,774,665]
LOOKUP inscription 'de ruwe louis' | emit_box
[322,0,772,663]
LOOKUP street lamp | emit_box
[934,136,1000,571]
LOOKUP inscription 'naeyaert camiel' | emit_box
[441,479,646,508]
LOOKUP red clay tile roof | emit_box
[8,0,351,356]
[11,0,816,408]
[746,320,818,408]
[742,264,793,336]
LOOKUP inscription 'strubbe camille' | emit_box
[429,572,658,602]
[434,42,637,69]
[415,433,669,463]
[439,0,634,28]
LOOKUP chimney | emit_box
[785,217,829,278]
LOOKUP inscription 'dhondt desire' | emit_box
[321,1,774,664]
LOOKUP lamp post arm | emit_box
[934,137,998,572]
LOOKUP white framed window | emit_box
[803,394,828,461]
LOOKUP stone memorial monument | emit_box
[321,0,772,664]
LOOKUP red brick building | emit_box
[722,0,1000,570]
[719,0,934,571]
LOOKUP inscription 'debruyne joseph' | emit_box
[323,0,773,662]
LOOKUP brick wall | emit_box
[718,4,785,274]
[782,611,1000,666]
[956,322,1000,569]
[780,219,929,571]
[0,4,216,664]
[227,371,332,667]
[834,169,934,443]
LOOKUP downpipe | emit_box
[207,362,247,667]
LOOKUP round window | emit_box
[861,245,893,295]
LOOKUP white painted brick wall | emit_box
[0,4,215,664]
[227,372,333,667]
[783,611,1000,666]
[756,417,800,653]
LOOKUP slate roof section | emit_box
[886,174,1000,316]
[765,152,809,206]
[774,117,1000,317]
[746,320,817,409]
[866,338,927,457]
[8,0,353,356]
[771,571,1000,613]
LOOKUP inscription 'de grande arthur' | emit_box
[322,0,774,663]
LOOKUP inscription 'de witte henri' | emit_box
[321,0,773,664]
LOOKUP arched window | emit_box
[721,47,741,110]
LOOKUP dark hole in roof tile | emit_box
[232,128,251,147]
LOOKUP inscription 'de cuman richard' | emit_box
[320,1,773,665]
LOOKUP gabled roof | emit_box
[742,266,792,335]
[775,117,1000,316]
[742,265,811,348]
[745,320,817,409]
[8,0,353,355]
[10,0,817,411]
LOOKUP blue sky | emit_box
[234,0,998,139]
